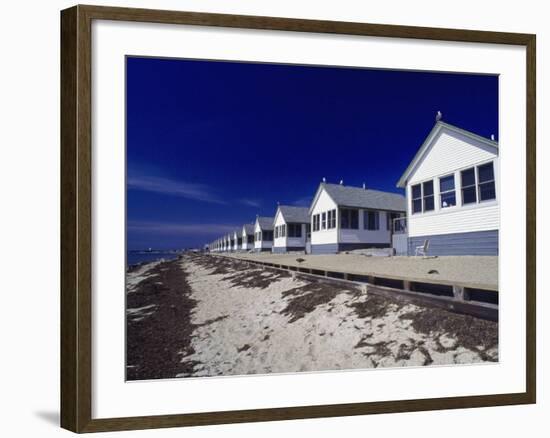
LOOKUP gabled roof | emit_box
[276,205,310,224]
[310,183,405,212]
[256,216,274,231]
[242,223,254,234]
[396,121,499,188]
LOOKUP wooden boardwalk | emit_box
[214,253,498,321]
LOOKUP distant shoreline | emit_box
[126,251,182,270]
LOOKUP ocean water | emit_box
[127,251,180,267]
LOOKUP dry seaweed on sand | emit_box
[349,294,402,320]
[223,268,291,289]
[281,281,353,323]
[399,309,498,361]
[126,259,202,380]
[127,254,499,379]
[192,254,292,289]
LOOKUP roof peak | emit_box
[323,182,401,195]
[316,182,405,212]
[279,204,308,209]
[277,205,310,223]
[435,120,498,144]
[396,120,498,188]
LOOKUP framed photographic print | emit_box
[60,4,536,433]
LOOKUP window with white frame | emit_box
[340,208,359,229]
[423,180,435,211]
[411,181,434,213]
[461,167,477,205]
[321,212,327,230]
[312,214,320,231]
[439,174,456,208]
[477,162,496,201]
[288,223,302,238]
[364,210,379,230]
[327,209,336,229]
[411,184,422,214]
[460,161,496,205]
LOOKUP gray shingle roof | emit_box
[242,223,254,234]
[278,205,310,224]
[256,216,274,230]
[322,183,405,211]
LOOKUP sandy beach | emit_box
[126,254,498,380]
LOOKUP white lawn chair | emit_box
[415,239,430,257]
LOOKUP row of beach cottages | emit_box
[210,184,407,255]
[209,120,499,256]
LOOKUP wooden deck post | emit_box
[453,285,469,301]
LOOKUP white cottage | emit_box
[232,229,243,251]
[272,205,310,253]
[254,216,274,252]
[396,121,499,256]
[224,234,230,252]
[241,224,255,251]
[309,183,406,254]
[229,232,237,252]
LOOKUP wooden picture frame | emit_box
[61,4,536,433]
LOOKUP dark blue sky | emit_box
[126,56,498,250]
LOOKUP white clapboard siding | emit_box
[273,210,286,248]
[406,127,499,238]
[310,188,338,245]
[409,203,499,237]
[408,130,497,185]
[254,220,272,250]
[253,221,261,249]
[273,214,306,249]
